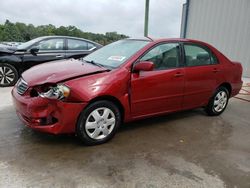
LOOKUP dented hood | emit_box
[22,59,108,86]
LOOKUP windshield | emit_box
[83,39,149,68]
[17,37,44,50]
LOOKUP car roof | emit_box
[127,37,206,43]
[125,37,213,49]
[126,37,153,41]
[153,38,208,44]
[37,36,101,46]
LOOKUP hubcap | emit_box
[85,107,116,140]
[0,66,15,85]
[213,91,227,112]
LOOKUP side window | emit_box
[184,44,217,66]
[87,42,95,50]
[37,39,64,51]
[140,43,180,70]
[211,53,218,64]
[68,39,88,50]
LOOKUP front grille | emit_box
[17,78,28,95]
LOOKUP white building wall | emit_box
[185,0,250,77]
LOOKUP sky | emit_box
[0,0,186,37]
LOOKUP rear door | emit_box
[182,43,221,109]
[22,38,65,70]
[130,43,185,117]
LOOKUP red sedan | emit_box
[12,38,243,145]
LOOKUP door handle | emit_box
[56,55,63,58]
[174,72,184,77]
[212,68,220,73]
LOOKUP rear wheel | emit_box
[0,63,18,87]
[76,100,121,145]
[205,86,229,116]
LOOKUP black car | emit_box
[0,36,102,87]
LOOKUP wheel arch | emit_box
[0,55,22,74]
[8,63,20,76]
[86,95,125,122]
[0,62,19,71]
[218,82,232,96]
[0,62,20,86]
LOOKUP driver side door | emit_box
[130,43,185,118]
[22,38,66,70]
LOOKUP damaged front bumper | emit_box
[12,87,87,134]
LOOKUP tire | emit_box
[205,86,229,116]
[76,100,121,145]
[0,63,19,87]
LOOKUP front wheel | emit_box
[205,86,229,116]
[0,63,19,87]
[76,100,121,145]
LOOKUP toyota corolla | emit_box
[12,38,243,145]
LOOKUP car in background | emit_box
[0,36,102,87]
[0,42,23,47]
[12,38,243,145]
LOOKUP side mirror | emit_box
[30,47,39,54]
[133,61,154,72]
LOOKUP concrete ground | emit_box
[0,86,250,188]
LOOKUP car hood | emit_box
[0,46,16,54]
[22,59,109,87]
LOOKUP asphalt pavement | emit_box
[0,87,250,188]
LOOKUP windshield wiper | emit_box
[84,60,103,67]
[83,60,112,70]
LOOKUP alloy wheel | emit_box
[213,91,228,113]
[0,65,16,85]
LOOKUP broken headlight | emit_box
[39,84,70,100]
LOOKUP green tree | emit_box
[0,19,128,44]
[1,20,23,42]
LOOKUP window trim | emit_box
[132,42,182,72]
[181,42,219,68]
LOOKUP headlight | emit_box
[39,84,70,100]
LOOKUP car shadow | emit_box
[15,108,207,146]
[120,108,206,132]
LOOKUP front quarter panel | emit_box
[64,68,131,120]
[0,54,22,70]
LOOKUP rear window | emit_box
[184,44,217,66]
[68,39,88,50]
